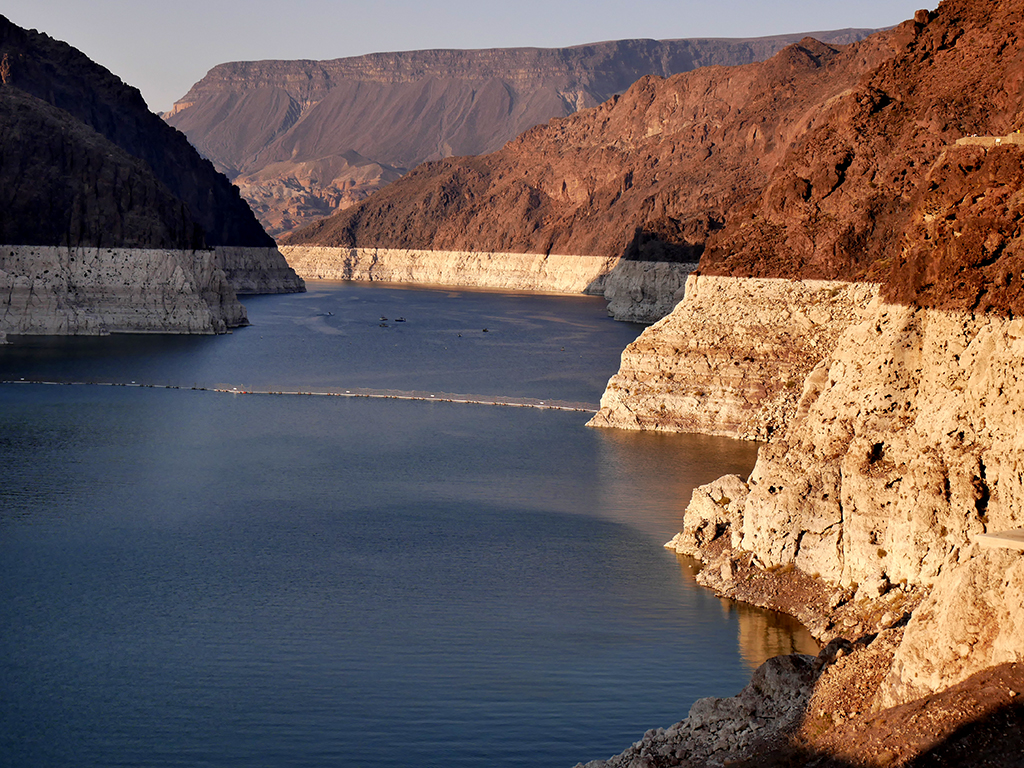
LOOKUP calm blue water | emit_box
[0,282,812,768]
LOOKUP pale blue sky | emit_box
[4,0,931,112]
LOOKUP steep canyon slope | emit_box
[582,2,1024,765]
[283,33,899,261]
[168,30,875,237]
[280,31,903,321]
[0,15,302,336]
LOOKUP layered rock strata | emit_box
[588,276,878,438]
[0,245,246,335]
[280,245,695,321]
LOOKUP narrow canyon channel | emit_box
[0,282,816,768]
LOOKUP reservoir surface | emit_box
[0,282,813,768]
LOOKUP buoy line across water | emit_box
[1,379,598,413]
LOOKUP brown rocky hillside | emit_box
[282,31,900,260]
[286,0,1024,319]
[701,1,1024,316]
[167,31,877,236]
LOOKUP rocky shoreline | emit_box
[579,274,1024,766]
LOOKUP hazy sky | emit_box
[5,0,931,112]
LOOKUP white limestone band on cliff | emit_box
[588,274,880,439]
[0,244,247,335]
[623,275,1024,710]
[279,245,697,323]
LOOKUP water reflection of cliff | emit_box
[593,430,818,668]
[675,554,820,669]
[592,428,760,545]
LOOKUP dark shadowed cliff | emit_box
[0,14,272,249]
[167,30,877,236]
[0,86,205,249]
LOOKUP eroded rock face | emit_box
[214,247,305,295]
[0,246,246,335]
[0,87,205,251]
[588,276,878,438]
[879,547,1024,707]
[0,14,302,336]
[738,301,1024,590]
[0,14,304,311]
[601,261,698,324]
[702,1,1024,312]
[669,297,1024,706]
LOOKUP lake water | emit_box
[0,282,815,768]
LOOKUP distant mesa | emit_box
[166,29,879,237]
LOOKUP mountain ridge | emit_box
[167,29,879,235]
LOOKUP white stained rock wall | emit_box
[669,295,1024,705]
[278,245,694,322]
[588,275,879,439]
[601,259,698,323]
[0,245,247,335]
[737,300,1024,590]
[280,245,619,294]
[213,246,305,295]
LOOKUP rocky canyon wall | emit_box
[213,246,306,295]
[0,245,247,336]
[657,288,1024,706]
[588,275,878,438]
[0,15,303,339]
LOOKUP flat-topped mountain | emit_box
[166,30,876,236]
